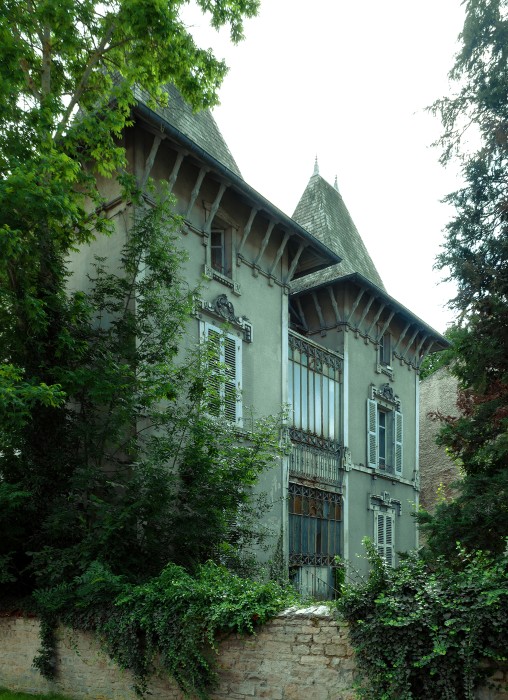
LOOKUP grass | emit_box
[0,692,74,700]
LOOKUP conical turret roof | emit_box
[291,170,385,292]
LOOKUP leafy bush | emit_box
[34,560,295,698]
[339,540,508,700]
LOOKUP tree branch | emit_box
[41,24,51,96]
[55,20,117,139]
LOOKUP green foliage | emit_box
[32,616,58,680]
[418,326,462,380]
[0,199,286,694]
[420,0,508,558]
[33,560,294,698]
[339,540,508,700]
[0,690,74,700]
[0,0,261,591]
[0,200,283,593]
[0,3,288,696]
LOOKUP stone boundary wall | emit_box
[0,609,506,700]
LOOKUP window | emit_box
[378,410,387,468]
[367,399,403,474]
[202,321,242,425]
[289,483,342,566]
[379,332,392,367]
[375,511,395,567]
[210,228,231,278]
[288,333,341,440]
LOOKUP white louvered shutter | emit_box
[367,399,378,468]
[224,334,242,424]
[204,324,221,416]
[375,513,385,559]
[394,410,403,475]
[375,512,395,567]
[203,322,242,425]
[385,513,394,567]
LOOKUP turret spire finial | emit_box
[313,156,319,176]
[334,175,339,191]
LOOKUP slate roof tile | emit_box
[291,173,385,293]
[134,84,242,178]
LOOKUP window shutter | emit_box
[375,513,385,559]
[385,513,394,567]
[394,410,403,474]
[375,512,395,567]
[224,334,242,424]
[205,325,221,416]
[367,399,378,468]
[203,322,242,425]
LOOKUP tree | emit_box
[0,200,280,593]
[418,325,460,380]
[419,0,508,557]
[0,0,265,594]
[1,0,258,416]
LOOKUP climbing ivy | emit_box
[33,561,295,698]
[339,540,508,700]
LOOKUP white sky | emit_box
[183,0,466,334]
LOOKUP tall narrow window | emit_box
[202,321,242,425]
[378,410,387,468]
[367,399,403,475]
[289,483,342,566]
[379,332,391,366]
[210,229,226,275]
[288,333,341,441]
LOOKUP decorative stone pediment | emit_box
[370,383,400,409]
[369,491,402,515]
[200,294,253,342]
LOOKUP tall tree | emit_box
[0,0,260,593]
[419,0,508,556]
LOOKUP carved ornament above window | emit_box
[200,294,253,342]
[371,383,400,409]
[370,492,402,516]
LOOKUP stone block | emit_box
[299,654,329,666]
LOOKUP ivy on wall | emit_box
[33,561,295,698]
[339,541,508,700]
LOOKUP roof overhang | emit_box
[133,100,341,278]
[291,272,450,352]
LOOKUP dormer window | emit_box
[211,228,230,277]
[379,332,392,367]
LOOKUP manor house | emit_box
[71,85,447,598]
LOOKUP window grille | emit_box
[288,483,342,566]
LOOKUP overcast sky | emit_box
[183,0,466,334]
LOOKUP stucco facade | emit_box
[70,86,447,597]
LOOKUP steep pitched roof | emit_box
[291,171,385,292]
[133,89,341,277]
[133,84,242,178]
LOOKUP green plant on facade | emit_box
[0,2,296,695]
[0,0,260,594]
[12,200,292,696]
[33,560,296,698]
[339,540,508,700]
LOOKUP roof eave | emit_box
[133,101,341,276]
[291,272,450,350]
